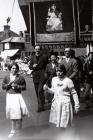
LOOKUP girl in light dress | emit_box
[44,64,80,128]
[2,62,29,138]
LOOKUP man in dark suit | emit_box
[70,49,84,99]
[59,48,79,98]
[29,45,49,112]
[84,52,93,108]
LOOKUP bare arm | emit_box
[43,84,54,94]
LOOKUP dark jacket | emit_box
[60,57,78,83]
[84,59,93,83]
[29,54,49,83]
[2,74,26,94]
[44,62,58,87]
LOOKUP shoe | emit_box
[8,130,15,138]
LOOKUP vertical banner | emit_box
[32,0,76,44]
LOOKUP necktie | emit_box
[66,58,69,63]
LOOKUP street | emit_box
[0,71,93,140]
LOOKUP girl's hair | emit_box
[10,62,19,71]
[56,64,66,75]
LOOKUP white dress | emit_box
[49,76,79,128]
[6,74,29,119]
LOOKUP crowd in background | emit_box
[1,45,93,138]
[0,47,93,109]
[0,50,86,76]
[0,56,32,75]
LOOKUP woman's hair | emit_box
[10,62,19,71]
[56,64,67,75]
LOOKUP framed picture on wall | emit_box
[32,0,76,44]
[78,0,92,44]
[78,0,92,32]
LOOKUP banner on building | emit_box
[32,0,76,44]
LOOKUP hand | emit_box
[8,81,14,86]
[74,107,79,114]
[33,64,38,68]
[11,83,17,89]
[43,84,48,91]
[80,87,85,92]
[89,71,93,75]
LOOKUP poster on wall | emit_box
[33,0,75,44]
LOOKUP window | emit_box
[4,43,10,50]
[25,33,31,43]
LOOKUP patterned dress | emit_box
[49,76,79,128]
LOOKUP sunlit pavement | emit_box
[0,71,93,140]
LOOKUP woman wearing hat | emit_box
[44,52,58,103]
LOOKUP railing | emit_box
[80,31,93,42]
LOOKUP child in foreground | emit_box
[44,64,80,128]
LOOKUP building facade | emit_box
[18,0,93,57]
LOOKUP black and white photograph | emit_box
[0,0,93,140]
[34,0,75,43]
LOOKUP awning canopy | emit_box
[1,37,25,43]
[18,0,59,5]
[1,49,19,59]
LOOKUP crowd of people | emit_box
[0,56,32,76]
[1,45,93,138]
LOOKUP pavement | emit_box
[0,71,93,140]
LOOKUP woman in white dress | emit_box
[44,64,80,128]
[2,62,29,138]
